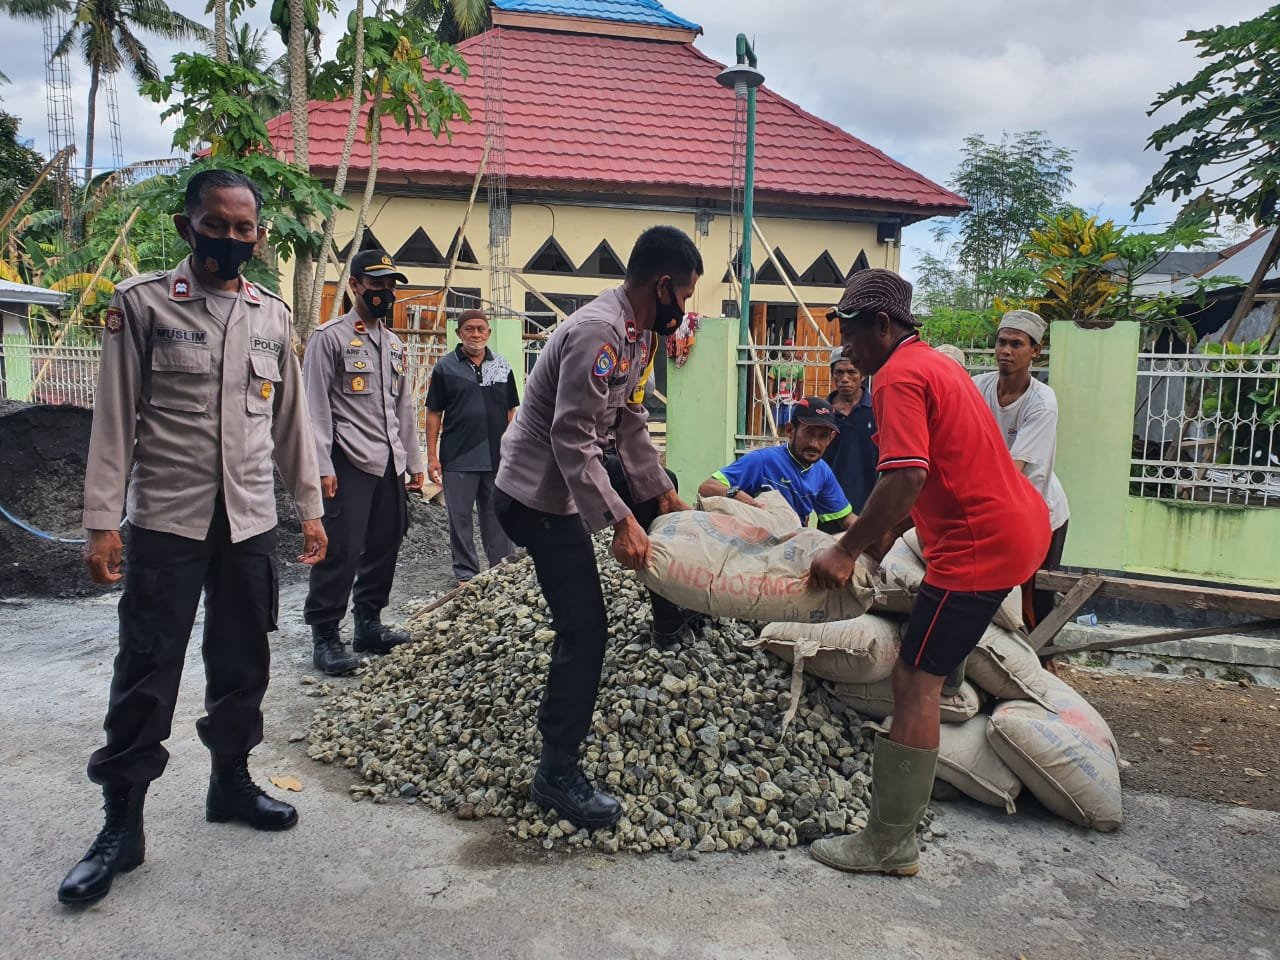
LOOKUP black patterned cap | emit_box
[829,268,919,328]
[791,396,840,432]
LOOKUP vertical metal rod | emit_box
[735,34,759,441]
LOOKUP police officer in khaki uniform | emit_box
[493,226,703,829]
[59,170,327,907]
[303,250,424,675]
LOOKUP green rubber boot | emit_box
[810,737,937,877]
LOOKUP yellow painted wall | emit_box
[284,192,895,321]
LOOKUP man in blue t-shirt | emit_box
[697,396,854,528]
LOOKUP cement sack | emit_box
[868,534,923,615]
[754,614,903,685]
[966,625,1054,708]
[696,489,800,540]
[641,512,876,624]
[870,716,1022,814]
[987,674,1123,831]
[869,530,1025,632]
[831,678,981,724]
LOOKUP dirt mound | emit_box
[0,404,108,598]
[1,401,454,598]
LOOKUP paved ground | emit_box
[2,584,1278,960]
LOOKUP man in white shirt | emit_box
[972,310,1070,629]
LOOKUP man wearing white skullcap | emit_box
[972,309,1070,632]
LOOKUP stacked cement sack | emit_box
[640,491,879,624]
[753,530,1123,832]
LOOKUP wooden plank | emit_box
[504,269,569,323]
[1040,618,1280,658]
[1028,573,1104,650]
[1036,571,1280,619]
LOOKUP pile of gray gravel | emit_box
[306,541,910,855]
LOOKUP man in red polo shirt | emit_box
[807,268,1049,877]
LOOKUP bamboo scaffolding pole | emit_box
[433,142,490,331]
[751,219,832,349]
[31,205,140,392]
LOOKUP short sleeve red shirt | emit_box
[872,335,1051,591]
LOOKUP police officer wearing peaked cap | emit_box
[302,249,425,675]
[60,169,328,907]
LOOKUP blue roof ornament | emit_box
[491,0,701,32]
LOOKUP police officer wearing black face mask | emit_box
[493,225,704,829]
[302,250,425,674]
[60,169,327,906]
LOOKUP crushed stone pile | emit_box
[306,542,943,855]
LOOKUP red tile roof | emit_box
[275,27,965,217]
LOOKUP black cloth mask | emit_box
[655,280,684,336]
[362,287,396,319]
[189,230,256,281]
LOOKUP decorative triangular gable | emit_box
[337,229,387,261]
[800,250,844,286]
[525,236,577,274]
[579,239,627,278]
[755,247,800,286]
[394,227,446,266]
[847,250,871,278]
[446,229,480,265]
[721,245,755,284]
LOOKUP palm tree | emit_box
[2,0,205,181]
[216,22,288,118]
[405,0,489,42]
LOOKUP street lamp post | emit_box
[717,36,764,444]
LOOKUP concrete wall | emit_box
[1050,319,1280,588]
[664,316,739,491]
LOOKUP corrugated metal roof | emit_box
[491,0,701,31]
[277,28,966,216]
[0,280,67,307]
[1172,227,1278,295]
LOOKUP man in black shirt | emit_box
[425,310,520,583]
[819,350,878,532]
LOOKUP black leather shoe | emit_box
[58,786,146,905]
[352,603,410,654]
[207,755,298,831]
[531,764,622,830]
[312,623,359,676]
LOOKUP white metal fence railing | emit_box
[1132,349,1280,507]
[0,330,103,408]
[735,340,1048,452]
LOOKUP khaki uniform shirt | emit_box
[83,258,324,542]
[303,310,423,479]
[497,287,672,532]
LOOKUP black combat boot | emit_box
[312,622,358,676]
[530,745,622,830]
[206,754,298,831]
[352,603,410,655]
[650,608,707,649]
[58,785,147,905]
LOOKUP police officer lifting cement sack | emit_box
[61,170,327,906]
[303,249,425,675]
[493,226,703,829]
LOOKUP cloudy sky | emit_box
[0,0,1268,278]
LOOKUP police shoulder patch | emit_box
[592,343,618,379]
[104,307,125,334]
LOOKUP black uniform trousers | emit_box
[494,454,682,754]
[87,498,278,789]
[304,446,407,625]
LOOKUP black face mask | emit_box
[655,279,684,335]
[188,229,256,281]
[361,287,395,320]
